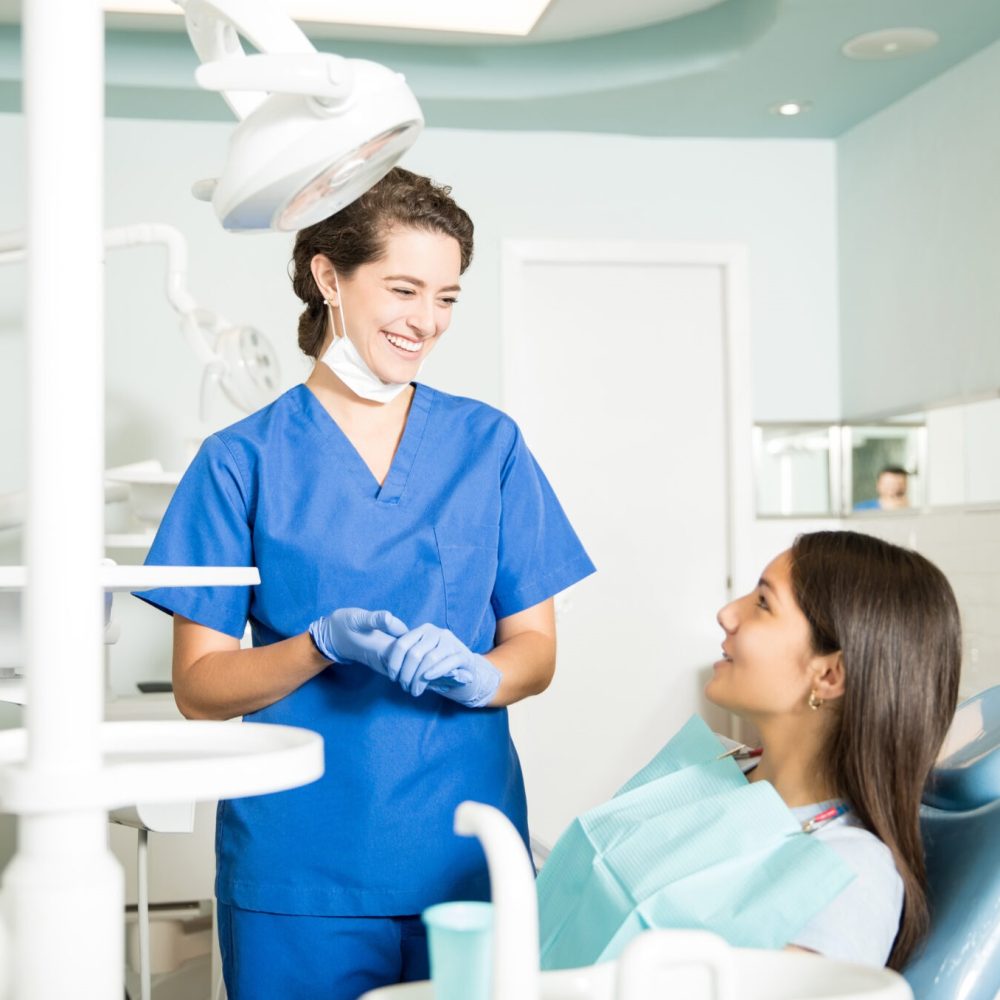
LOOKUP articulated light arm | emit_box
[195,51,357,106]
[176,0,315,120]
[0,224,279,414]
[102,223,219,368]
[2,224,224,369]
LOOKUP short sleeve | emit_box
[790,821,904,967]
[132,434,254,639]
[490,422,596,619]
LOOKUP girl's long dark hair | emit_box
[790,531,961,970]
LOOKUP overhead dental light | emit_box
[177,0,424,232]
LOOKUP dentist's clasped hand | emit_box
[387,623,502,708]
[308,610,501,707]
[308,608,408,676]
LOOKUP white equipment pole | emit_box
[2,0,125,996]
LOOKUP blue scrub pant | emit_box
[218,904,430,1000]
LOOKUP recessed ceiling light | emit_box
[842,28,939,60]
[769,101,811,117]
[101,0,553,37]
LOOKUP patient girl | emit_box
[708,530,961,969]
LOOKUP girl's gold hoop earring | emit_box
[808,690,824,711]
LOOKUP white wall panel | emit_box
[501,243,742,844]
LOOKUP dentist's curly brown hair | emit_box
[290,167,474,360]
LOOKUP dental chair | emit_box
[903,684,1000,1000]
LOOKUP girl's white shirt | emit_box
[788,800,904,967]
[720,738,904,968]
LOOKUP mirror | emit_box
[753,424,837,518]
[753,393,1000,517]
[846,419,925,512]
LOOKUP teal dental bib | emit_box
[536,716,855,969]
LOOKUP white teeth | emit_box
[385,333,420,353]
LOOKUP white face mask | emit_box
[318,273,419,404]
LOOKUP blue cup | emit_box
[422,901,493,1000]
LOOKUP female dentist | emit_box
[136,167,595,1000]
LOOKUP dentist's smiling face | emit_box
[706,550,821,719]
[327,226,462,385]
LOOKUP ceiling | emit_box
[0,0,998,137]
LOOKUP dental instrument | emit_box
[715,743,763,761]
[801,802,851,834]
[176,0,424,231]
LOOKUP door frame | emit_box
[500,239,753,603]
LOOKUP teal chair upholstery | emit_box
[903,685,1000,1000]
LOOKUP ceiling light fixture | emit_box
[770,101,811,117]
[105,0,553,37]
[842,28,940,60]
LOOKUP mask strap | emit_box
[326,269,349,343]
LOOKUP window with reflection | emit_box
[753,424,837,517]
[752,393,1000,518]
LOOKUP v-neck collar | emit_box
[295,382,433,505]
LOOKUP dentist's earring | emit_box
[808,690,824,711]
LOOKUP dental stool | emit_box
[903,684,1000,1000]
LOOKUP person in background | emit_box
[855,466,910,510]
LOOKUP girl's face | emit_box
[329,226,462,385]
[706,550,827,719]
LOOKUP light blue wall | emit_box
[404,130,840,422]
[838,37,1000,418]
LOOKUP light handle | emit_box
[195,52,356,105]
[175,0,315,120]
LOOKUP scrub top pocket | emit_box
[434,522,499,649]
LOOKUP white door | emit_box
[502,242,745,847]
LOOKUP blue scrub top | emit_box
[136,383,595,917]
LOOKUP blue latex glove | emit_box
[386,623,501,707]
[308,608,409,677]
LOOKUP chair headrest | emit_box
[923,685,1000,811]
